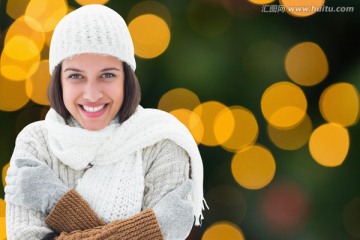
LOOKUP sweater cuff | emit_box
[46,189,106,233]
[106,209,164,239]
[56,209,164,240]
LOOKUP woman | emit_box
[5,4,205,240]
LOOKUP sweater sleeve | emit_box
[6,123,54,240]
[6,204,53,240]
[54,209,163,240]
[142,139,191,209]
[142,139,194,239]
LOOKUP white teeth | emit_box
[83,105,106,112]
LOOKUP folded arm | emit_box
[6,136,193,240]
[47,140,194,239]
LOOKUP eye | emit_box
[68,74,83,79]
[101,73,116,78]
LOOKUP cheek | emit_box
[62,82,81,104]
[107,81,125,102]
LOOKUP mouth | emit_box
[81,104,108,112]
[79,103,109,117]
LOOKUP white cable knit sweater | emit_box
[6,106,204,240]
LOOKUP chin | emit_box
[81,121,108,131]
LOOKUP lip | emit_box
[79,103,109,118]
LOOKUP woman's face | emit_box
[61,53,124,130]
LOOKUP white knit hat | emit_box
[49,4,136,74]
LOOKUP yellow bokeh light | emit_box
[279,0,325,17]
[169,109,204,144]
[6,0,32,19]
[215,106,258,152]
[158,88,201,112]
[44,4,77,47]
[0,199,4,240]
[343,197,360,239]
[5,16,45,54]
[2,163,9,188]
[0,75,30,111]
[268,114,312,150]
[128,1,172,27]
[285,42,328,86]
[248,0,276,5]
[128,14,171,59]
[0,196,6,236]
[75,0,109,5]
[309,123,349,167]
[213,107,234,146]
[45,30,53,47]
[0,216,5,239]
[26,60,51,105]
[2,16,43,81]
[3,36,40,61]
[202,221,245,240]
[320,82,359,127]
[0,198,5,217]
[24,0,68,32]
[1,50,40,81]
[231,145,276,190]
[261,81,307,129]
[193,101,230,147]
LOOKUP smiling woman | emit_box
[4,4,205,240]
[58,54,126,130]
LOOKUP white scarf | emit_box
[45,106,206,225]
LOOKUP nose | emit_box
[83,80,103,102]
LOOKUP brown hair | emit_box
[47,62,141,123]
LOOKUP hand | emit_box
[153,179,194,240]
[5,159,69,214]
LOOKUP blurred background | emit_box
[0,0,360,239]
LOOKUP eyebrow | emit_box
[63,68,83,73]
[100,67,121,72]
[63,67,121,72]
